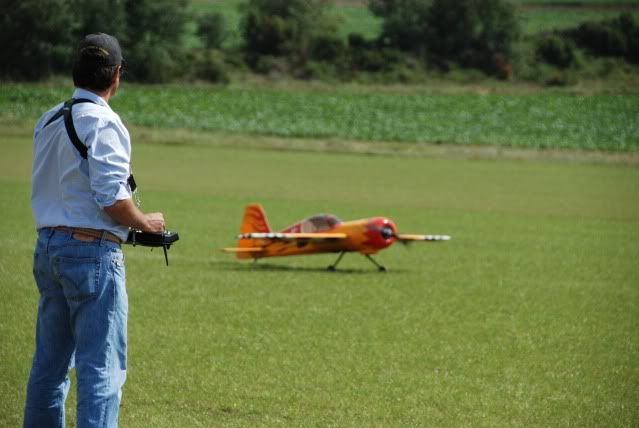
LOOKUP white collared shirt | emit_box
[31,88,132,241]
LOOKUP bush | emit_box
[310,35,346,62]
[369,0,432,53]
[252,55,290,76]
[618,13,639,63]
[0,0,77,79]
[126,42,180,83]
[72,0,128,42]
[302,61,346,81]
[123,0,190,82]
[543,70,578,87]
[347,33,372,50]
[241,12,289,56]
[0,0,193,82]
[574,22,627,56]
[426,0,519,71]
[196,12,227,49]
[369,0,520,77]
[185,49,230,83]
[565,13,639,63]
[350,46,405,73]
[240,0,339,62]
[535,34,579,69]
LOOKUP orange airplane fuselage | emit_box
[236,217,398,259]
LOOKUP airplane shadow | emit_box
[210,260,408,275]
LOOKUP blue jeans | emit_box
[24,229,127,428]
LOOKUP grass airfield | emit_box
[1,120,638,426]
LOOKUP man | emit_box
[24,33,165,427]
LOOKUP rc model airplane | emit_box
[222,204,450,271]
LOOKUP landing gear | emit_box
[365,254,386,272]
[327,252,387,272]
[327,252,345,271]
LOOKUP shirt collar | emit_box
[72,88,111,109]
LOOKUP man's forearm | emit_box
[104,198,164,232]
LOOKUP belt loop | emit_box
[99,230,107,246]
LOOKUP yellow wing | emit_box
[237,232,347,240]
[221,232,347,256]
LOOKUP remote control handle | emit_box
[125,230,180,248]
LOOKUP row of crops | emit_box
[2,84,637,152]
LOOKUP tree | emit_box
[369,0,520,75]
[427,0,519,72]
[72,0,127,42]
[369,0,432,53]
[196,12,227,50]
[535,34,578,69]
[0,0,191,82]
[0,0,77,79]
[239,0,339,62]
[123,0,190,82]
[566,13,639,63]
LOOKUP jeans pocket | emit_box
[57,256,100,302]
[32,250,52,293]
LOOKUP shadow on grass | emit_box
[210,260,408,274]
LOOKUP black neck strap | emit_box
[43,98,137,192]
[43,98,95,159]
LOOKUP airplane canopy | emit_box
[284,214,343,233]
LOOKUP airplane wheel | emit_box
[378,266,386,272]
[327,266,336,272]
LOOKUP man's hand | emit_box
[143,212,165,233]
[105,198,165,233]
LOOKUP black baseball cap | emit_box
[77,33,125,68]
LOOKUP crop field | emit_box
[2,84,639,152]
[1,97,639,427]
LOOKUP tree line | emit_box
[1,0,637,84]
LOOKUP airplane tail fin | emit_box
[240,203,271,235]
[221,204,271,259]
[236,204,271,258]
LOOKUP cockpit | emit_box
[289,214,343,233]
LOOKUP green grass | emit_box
[1,118,638,426]
[520,10,639,34]
[336,5,382,39]
[2,84,639,152]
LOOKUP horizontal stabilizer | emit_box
[397,234,451,242]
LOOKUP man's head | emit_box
[72,33,125,94]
